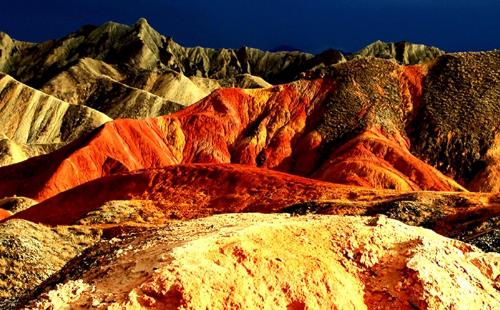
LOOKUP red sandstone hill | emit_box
[5,164,498,239]
[5,164,356,225]
[0,58,473,202]
[0,52,498,208]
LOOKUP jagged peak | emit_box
[133,17,160,36]
[0,31,12,41]
[135,17,150,28]
[358,40,443,52]
[93,20,130,34]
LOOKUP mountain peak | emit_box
[135,17,150,28]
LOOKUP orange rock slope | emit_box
[0,208,11,220]
[3,164,362,225]
[0,60,465,202]
[7,164,498,239]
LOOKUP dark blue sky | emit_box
[1,0,499,53]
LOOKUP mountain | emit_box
[0,20,443,88]
[0,19,499,309]
[0,19,307,87]
[410,52,500,191]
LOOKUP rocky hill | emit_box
[354,40,444,65]
[410,52,500,191]
[13,214,500,309]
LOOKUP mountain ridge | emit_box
[0,18,445,86]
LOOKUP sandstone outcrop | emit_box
[23,214,500,309]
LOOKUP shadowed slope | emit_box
[410,51,500,190]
